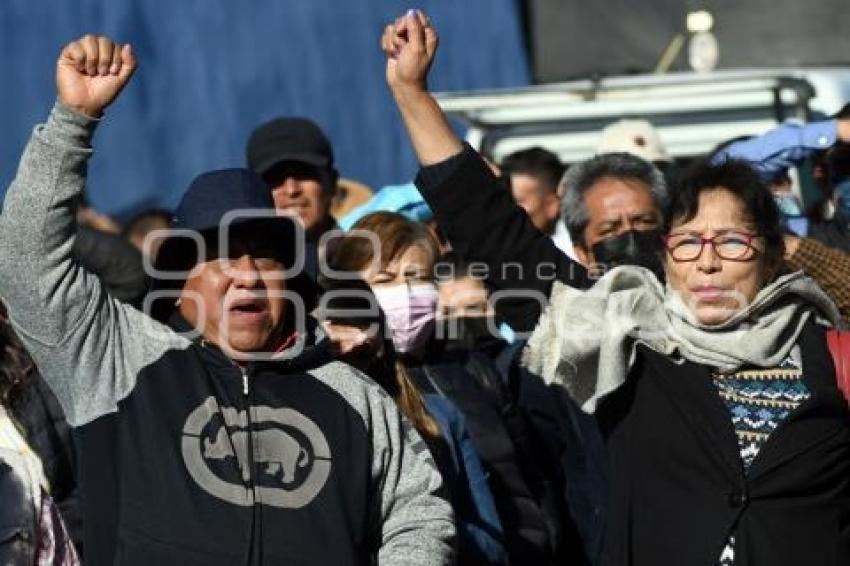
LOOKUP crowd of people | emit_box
[0,9,848,566]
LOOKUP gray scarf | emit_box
[522,266,840,413]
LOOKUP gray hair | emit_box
[559,152,668,247]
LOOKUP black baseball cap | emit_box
[150,168,318,322]
[246,117,335,176]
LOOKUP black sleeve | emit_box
[415,144,590,333]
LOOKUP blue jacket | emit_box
[713,120,836,182]
[424,395,507,565]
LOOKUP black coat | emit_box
[597,321,850,565]
[409,346,585,565]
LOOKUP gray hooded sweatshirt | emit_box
[0,102,455,566]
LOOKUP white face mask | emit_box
[372,283,438,354]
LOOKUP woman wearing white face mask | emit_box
[334,212,586,565]
[333,212,442,359]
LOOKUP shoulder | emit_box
[422,394,461,424]
[307,360,399,416]
[307,360,381,391]
[125,310,194,357]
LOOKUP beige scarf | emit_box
[522,267,840,413]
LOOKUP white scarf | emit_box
[522,267,840,413]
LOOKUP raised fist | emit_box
[56,34,137,118]
[381,10,438,92]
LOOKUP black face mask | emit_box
[590,229,664,279]
[437,316,505,354]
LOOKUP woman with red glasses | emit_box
[522,159,848,566]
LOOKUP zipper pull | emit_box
[241,367,249,396]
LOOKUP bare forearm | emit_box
[391,86,463,166]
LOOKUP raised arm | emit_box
[713,118,850,181]
[382,12,589,333]
[381,11,463,165]
[0,36,187,426]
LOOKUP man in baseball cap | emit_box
[0,35,456,564]
[246,119,338,229]
[246,117,341,278]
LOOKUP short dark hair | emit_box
[500,147,565,193]
[664,159,785,271]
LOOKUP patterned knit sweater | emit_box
[713,349,808,566]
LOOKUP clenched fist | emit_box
[56,34,137,118]
[381,10,438,93]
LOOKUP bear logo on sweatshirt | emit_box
[181,396,332,508]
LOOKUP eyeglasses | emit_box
[662,232,760,262]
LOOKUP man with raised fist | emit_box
[0,35,454,566]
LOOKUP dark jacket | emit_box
[414,147,606,562]
[597,321,850,565]
[423,394,507,565]
[0,102,455,566]
[411,345,587,565]
[506,343,607,565]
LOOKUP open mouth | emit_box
[228,298,269,320]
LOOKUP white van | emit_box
[436,68,850,165]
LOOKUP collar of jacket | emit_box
[166,312,332,374]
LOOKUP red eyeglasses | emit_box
[662,232,760,262]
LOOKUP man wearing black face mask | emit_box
[558,152,667,278]
[588,230,664,276]
[414,145,668,334]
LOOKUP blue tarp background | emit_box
[1,1,529,218]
